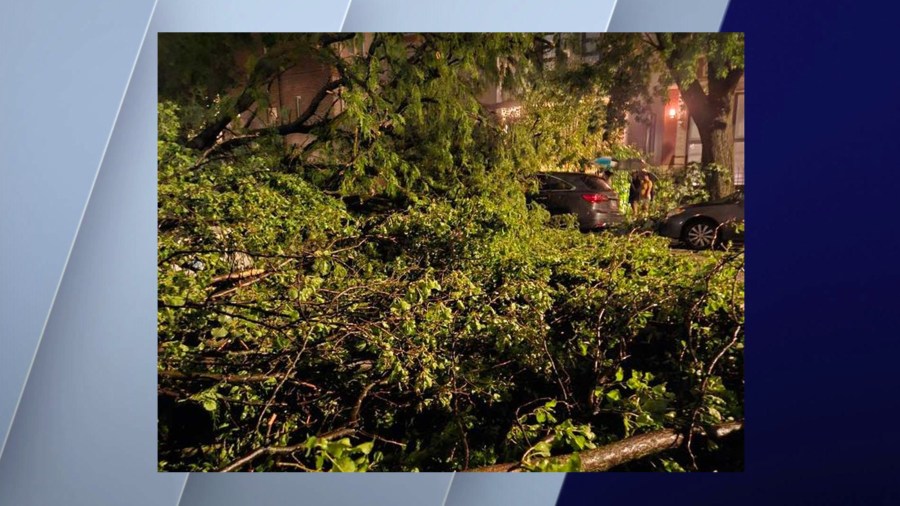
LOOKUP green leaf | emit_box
[334,456,357,472]
[532,441,551,458]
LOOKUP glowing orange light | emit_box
[667,107,678,119]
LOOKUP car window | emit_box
[724,191,744,204]
[537,175,573,191]
[710,191,743,204]
[580,175,612,191]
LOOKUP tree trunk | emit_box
[698,117,735,199]
[679,75,740,200]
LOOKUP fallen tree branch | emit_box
[217,379,385,472]
[210,268,267,284]
[471,420,743,472]
[207,260,294,299]
[219,427,357,472]
[275,78,345,136]
[158,369,318,390]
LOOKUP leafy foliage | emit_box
[158,33,743,472]
[542,33,745,199]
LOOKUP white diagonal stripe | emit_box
[604,0,620,30]
[718,0,732,29]
[175,474,190,506]
[340,0,353,31]
[440,472,457,506]
[0,0,159,464]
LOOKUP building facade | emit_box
[232,34,521,147]
[226,34,744,187]
[624,76,745,187]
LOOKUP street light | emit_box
[666,97,686,125]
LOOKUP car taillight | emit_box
[581,193,609,203]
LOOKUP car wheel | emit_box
[682,219,718,250]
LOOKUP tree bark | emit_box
[700,123,735,198]
[470,420,743,472]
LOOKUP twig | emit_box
[254,336,311,437]
[685,325,742,469]
[219,427,356,472]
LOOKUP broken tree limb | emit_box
[218,428,357,472]
[158,369,318,390]
[210,268,268,284]
[471,420,743,472]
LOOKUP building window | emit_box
[687,117,702,164]
[537,174,573,191]
[644,112,657,156]
[733,92,745,140]
[733,92,745,186]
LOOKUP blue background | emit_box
[1,0,894,504]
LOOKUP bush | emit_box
[158,118,744,471]
[158,31,744,471]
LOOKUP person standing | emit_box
[628,162,655,215]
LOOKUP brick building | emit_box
[230,34,518,149]
[228,41,348,152]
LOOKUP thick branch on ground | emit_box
[158,369,318,390]
[471,421,743,472]
[210,268,267,284]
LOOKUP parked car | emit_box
[530,172,623,231]
[658,190,744,249]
